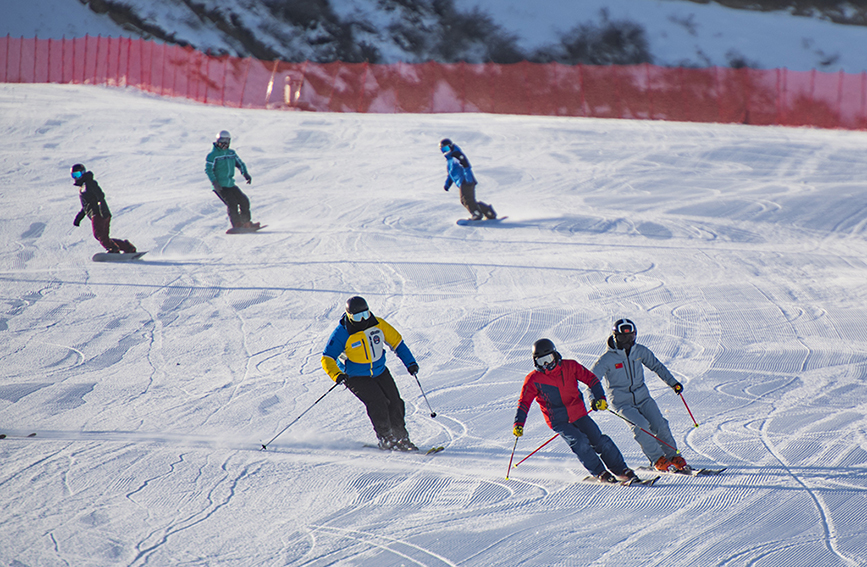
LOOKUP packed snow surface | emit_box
[2,83,867,566]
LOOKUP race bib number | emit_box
[365,328,385,361]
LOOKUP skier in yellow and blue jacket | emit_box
[321,296,420,451]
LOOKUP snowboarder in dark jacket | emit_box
[205,130,259,230]
[513,338,637,484]
[70,164,136,254]
[321,296,420,451]
[440,138,496,221]
[590,318,690,472]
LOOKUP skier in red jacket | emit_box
[513,338,637,483]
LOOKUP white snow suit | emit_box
[590,337,680,464]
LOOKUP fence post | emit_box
[237,56,251,107]
[862,71,867,126]
[264,58,279,106]
[777,68,787,126]
[356,60,369,113]
[460,60,466,113]
[837,69,845,128]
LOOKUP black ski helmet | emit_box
[439,138,453,153]
[532,338,561,371]
[70,163,86,179]
[345,296,369,315]
[612,318,637,349]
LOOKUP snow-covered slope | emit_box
[3,0,867,71]
[2,83,867,566]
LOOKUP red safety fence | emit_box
[3,35,867,130]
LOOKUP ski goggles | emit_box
[348,309,370,322]
[535,353,556,367]
[71,170,83,179]
[614,324,634,334]
[440,145,451,154]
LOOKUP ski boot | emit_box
[654,456,673,472]
[669,455,691,472]
[597,470,618,484]
[616,468,638,482]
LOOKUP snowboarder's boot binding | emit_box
[395,437,419,452]
[377,434,398,450]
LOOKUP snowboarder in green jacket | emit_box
[205,130,259,230]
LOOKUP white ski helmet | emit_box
[215,130,231,148]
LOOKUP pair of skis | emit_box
[638,466,727,477]
[583,474,661,487]
[583,466,726,487]
[363,444,444,455]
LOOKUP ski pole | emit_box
[606,409,680,454]
[679,393,699,428]
[261,382,340,450]
[513,433,559,468]
[412,373,437,418]
[505,436,519,480]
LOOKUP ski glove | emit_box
[513,425,523,437]
[672,382,683,395]
[335,373,347,385]
[591,398,608,411]
[443,185,449,191]
[73,211,85,227]
[244,174,252,184]
[407,362,419,376]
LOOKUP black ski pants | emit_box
[344,368,408,441]
[459,182,494,218]
[214,186,251,228]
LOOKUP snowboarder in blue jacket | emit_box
[440,138,496,221]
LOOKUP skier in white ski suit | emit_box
[590,318,690,472]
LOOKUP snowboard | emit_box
[456,216,507,226]
[92,251,147,262]
[226,224,267,234]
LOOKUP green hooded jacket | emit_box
[205,144,249,189]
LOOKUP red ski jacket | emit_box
[514,359,606,429]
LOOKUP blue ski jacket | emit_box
[443,144,476,190]
[321,314,417,380]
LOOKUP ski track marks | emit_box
[3,85,867,566]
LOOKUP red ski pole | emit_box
[513,433,559,468]
[680,393,699,428]
[607,409,680,454]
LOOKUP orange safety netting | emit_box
[3,35,866,130]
